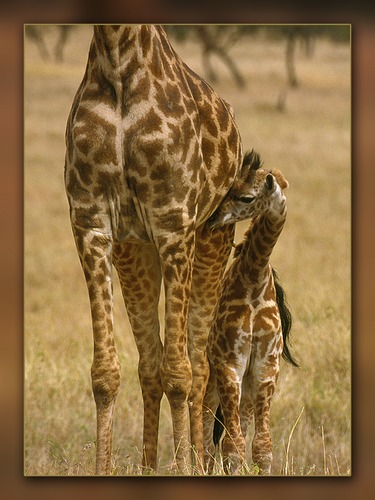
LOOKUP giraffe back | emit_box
[65,25,242,244]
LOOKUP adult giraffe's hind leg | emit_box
[113,242,163,472]
[188,224,235,473]
[73,227,120,476]
[156,224,196,473]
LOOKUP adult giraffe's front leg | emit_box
[188,224,235,473]
[73,226,120,476]
[156,223,196,474]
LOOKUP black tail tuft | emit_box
[213,405,225,445]
[272,267,299,367]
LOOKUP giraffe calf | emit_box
[203,150,298,475]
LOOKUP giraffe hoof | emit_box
[223,453,245,475]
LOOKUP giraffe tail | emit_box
[272,267,299,367]
[213,405,225,446]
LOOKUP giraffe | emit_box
[202,150,298,475]
[64,25,242,475]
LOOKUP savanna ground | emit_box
[24,25,351,476]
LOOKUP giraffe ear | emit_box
[271,169,289,190]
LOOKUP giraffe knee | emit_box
[139,356,163,397]
[91,363,121,408]
[161,359,192,405]
[163,378,192,405]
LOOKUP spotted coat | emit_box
[203,151,289,474]
[65,25,242,474]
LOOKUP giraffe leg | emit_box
[251,388,274,475]
[239,374,254,441]
[202,365,220,474]
[113,242,163,472]
[155,224,196,474]
[188,224,234,473]
[250,352,280,475]
[215,365,246,475]
[73,227,120,476]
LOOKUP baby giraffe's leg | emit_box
[250,341,281,475]
[215,364,246,474]
[251,386,274,474]
[239,375,254,442]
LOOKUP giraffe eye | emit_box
[238,196,255,204]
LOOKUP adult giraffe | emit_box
[64,25,242,474]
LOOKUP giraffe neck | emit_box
[90,25,174,85]
[240,201,287,282]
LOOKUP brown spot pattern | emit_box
[204,164,289,475]
[65,24,242,475]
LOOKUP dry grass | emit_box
[24,26,351,476]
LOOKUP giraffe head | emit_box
[207,150,289,229]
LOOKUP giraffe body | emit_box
[65,25,242,474]
[203,151,296,474]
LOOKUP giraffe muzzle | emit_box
[206,211,233,230]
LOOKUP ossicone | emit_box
[241,149,262,177]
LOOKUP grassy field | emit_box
[24,26,351,476]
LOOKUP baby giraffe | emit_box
[203,150,298,475]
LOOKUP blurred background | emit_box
[23,24,351,478]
